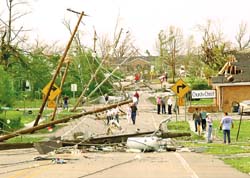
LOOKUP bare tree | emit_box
[97,16,139,67]
[198,19,230,71]
[235,21,250,50]
[0,0,30,67]
[1,0,30,44]
[156,26,183,82]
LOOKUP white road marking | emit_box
[174,152,199,178]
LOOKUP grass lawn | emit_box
[167,120,250,174]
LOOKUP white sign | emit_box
[191,90,216,99]
[71,84,77,92]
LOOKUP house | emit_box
[211,53,250,112]
[118,56,153,72]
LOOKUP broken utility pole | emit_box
[72,28,124,112]
[0,99,132,142]
[33,10,87,127]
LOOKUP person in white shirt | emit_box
[112,107,120,123]
[206,113,213,143]
[106,110,112,125]
[220,112,234,144]
[167,97,173,114]
[126,104,132,123]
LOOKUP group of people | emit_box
[106,107,120,125]
[193,108,234,144]
[156,96,172,115]
[105,91,139,127]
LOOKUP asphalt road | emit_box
[1,149,249,178]
[0,86,250,178]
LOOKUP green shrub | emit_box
[186,77,211,90]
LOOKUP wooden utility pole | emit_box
[51,60,71,121]
[71,58,105,112]
[236,106,243,141]
[32,10,86,127]
[72,28,124,111]
[86,56,130,99]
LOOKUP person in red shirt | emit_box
[134,91,139,104]
[135,73,140,83]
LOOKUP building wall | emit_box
[219,85,250,112]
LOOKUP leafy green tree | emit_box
[0,66,15,106]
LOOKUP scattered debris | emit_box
[52,158,67,164]
[126,136,161,151]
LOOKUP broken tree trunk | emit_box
[0,99,132,142]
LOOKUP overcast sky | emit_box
[1,0,250,54]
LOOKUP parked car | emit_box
[239,100,250,114]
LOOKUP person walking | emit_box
[130,103,138,125]
[126,104,132,124]
[104,94,109,104]
[193,108,202,135]
[134,91,139,104]
[63,95,69,110]
[167,97,173,114]
[161,96,166,114]
[106,109,112,125]
[201,110,207,132]
[220,112,234,144]
[156,96,161,114]
[206,113,213,143]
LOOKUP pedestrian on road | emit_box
[130,103,138,125]
[126,104,132,123]
[206,113,213,143]
[193,108,202,135]
[134,91,139,104]
[167,97,173,114]
[156,96,161,114]
[63,95,69,110]
[201,110,207,132]
[111,107,120,123]
[161,96,166,114]
[106,109,112,125]
[220,112,234,144]
[104,94,109,104]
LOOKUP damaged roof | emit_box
[212,52,250,84]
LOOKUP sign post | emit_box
[42,82,61,101]
[171,79,190,98]
[71,84,77,99]
[171,79,190,121]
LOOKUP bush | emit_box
[187,77,211,90]
[0,116,23,133]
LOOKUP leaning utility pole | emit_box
[71,28,124,111]
[0,99,132,142]
[50,59,71,121]
[32,10,87,127]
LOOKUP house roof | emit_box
[212,52,250,84]
[127,57,151,64]
[113,56,157,64]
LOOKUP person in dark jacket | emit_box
[130,103,138,125]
